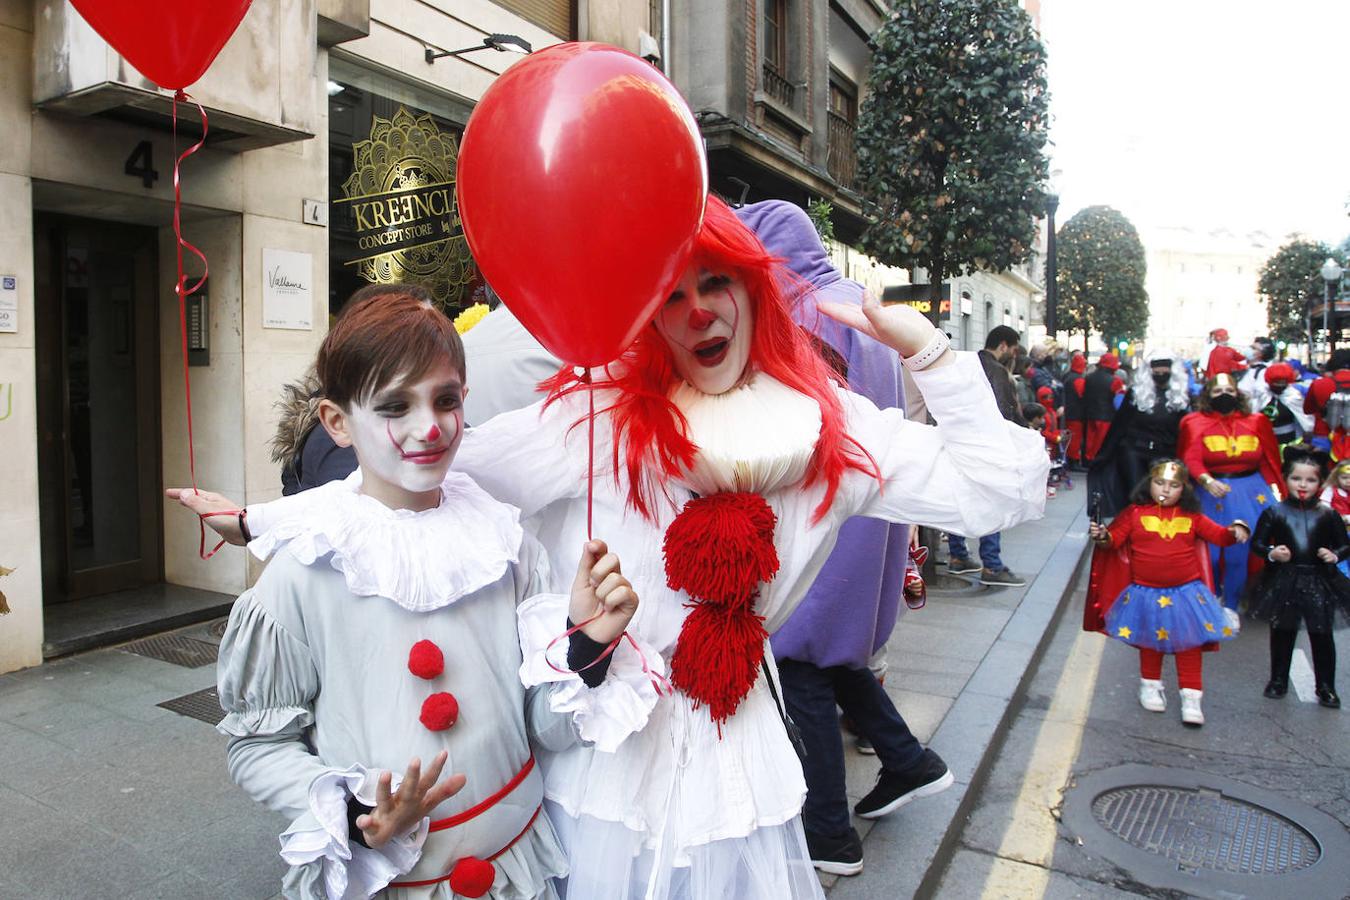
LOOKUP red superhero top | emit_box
[1084,504,1232,634]
[1099,504,1237,587]
[1205,344,1247,378]
[1177,410,1281,485]
[1324,485,1350,519]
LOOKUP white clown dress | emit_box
[245,351,1049,900]
[217,473,581,899]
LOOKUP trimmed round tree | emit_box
[1258,239,1344,346]
[854,0,1049,311]
[1055,206,1148,350]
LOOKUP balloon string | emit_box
[584,369,595,541]
[172,90,217,559]
[544,612,672,697]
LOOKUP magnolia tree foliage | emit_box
[854,0,1049,290]
[1055,206,1149,348]
[1258,239,1345,344]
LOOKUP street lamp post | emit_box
[1045,192,1059,339]
[1323,257,1344,359]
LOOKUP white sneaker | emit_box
[1139,678,1166,712]
[1222,607,1241,635]
[1179,688,1204,726]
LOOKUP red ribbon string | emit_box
[171,90,221,559]
[583,368,595,541]
[544,612,672,697]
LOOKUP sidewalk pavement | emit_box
[0,485,1087,900]
[826,480,1089,898]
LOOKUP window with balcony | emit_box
[827,74,858,189]
[762,0,794,108]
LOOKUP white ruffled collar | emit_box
[670,372,822,496]
[248,472,524,612]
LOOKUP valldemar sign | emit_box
[336,107,475,308]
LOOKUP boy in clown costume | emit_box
[1087,460,1250,726]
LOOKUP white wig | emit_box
[1132,347,1191,413]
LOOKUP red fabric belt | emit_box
[389,805,542,889]
[427,754,535,833]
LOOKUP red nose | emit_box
[688,307,717,331]
[425,423,441,442]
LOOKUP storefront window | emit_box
[328,62,483,319]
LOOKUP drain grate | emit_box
[121,633,220,668]
[158,687,225,726]
[1091,785,1320,876]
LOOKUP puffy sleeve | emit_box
[515,537,667,753]
[455,396,592,519]
[514,536,583,754]
[217,563,427,900]
[244,474,356,545]
[840,352,1049,537]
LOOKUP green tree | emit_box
[1258,239,1345,344]
[1055,206,1148,348]
[854,0,1049,309]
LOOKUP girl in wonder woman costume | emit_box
[1087,460,1250,727]
[173,196,1049,900]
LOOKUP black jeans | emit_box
[777,658,926,838]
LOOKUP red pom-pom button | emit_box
[419,692,459,731]
[448,856,495,897]
[408,640,444,680]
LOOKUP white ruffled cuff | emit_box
[517,592,665,754]
[279,765,429,900]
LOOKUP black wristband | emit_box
[238,509,253,544]
[566,617,615,688]
[347,796,374,850]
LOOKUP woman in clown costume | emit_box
[177,197,1048,899]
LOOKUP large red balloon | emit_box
[68,0,253,91]
[457,43,707,367]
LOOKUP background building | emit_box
[1141,224,1276,358]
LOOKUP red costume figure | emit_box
[1083,353,1125,461]
[1036,385,1061,452]
[1086,460,1248,726]
[1177,373,1281,620]
[1204,328,1247,379]
[1303,363,1350,455]
[1323,460,1350,521]
[1064,352,1088,464]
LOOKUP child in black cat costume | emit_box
[1248,444,1350,708]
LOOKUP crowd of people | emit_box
[987,326,1349,731]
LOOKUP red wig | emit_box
[543,195,878,522]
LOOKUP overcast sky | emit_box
[1042,0,1350,246]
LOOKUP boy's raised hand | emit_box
[356,751,466,849]
[165,488,248,545]
[570,540,639,644]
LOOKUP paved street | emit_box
[932,544,1350,899]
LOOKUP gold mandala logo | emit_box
[337,107,475,310]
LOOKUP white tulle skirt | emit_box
[548,801,823,900]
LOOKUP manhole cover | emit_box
[1092,785,1320,875]
[1062,765,1350,900]
[121,633,219,668]
[158,687,225,725]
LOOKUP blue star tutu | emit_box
[1103,580,1235,652]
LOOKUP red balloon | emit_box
[457,43,707,367]
[68,0,253,91]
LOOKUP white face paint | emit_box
[345,361,465,510]
[653,267,755,396]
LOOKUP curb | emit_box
[829,509,1091,899]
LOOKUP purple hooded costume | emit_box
[734,201,910,669]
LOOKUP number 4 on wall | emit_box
[125,141,159,189]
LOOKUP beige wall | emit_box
[0,0,43,672]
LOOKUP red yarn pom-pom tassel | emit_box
[669,602,768,728]
[663,492,779,604]
[407,639,444,680]
[419,692,459,731]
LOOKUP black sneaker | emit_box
[855,734,876,755]
[947,556,982,575]
[854,749,955,819]
[980,567,1027,587]
[806,826,863,876]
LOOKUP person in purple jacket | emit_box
[735,201,954,877]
